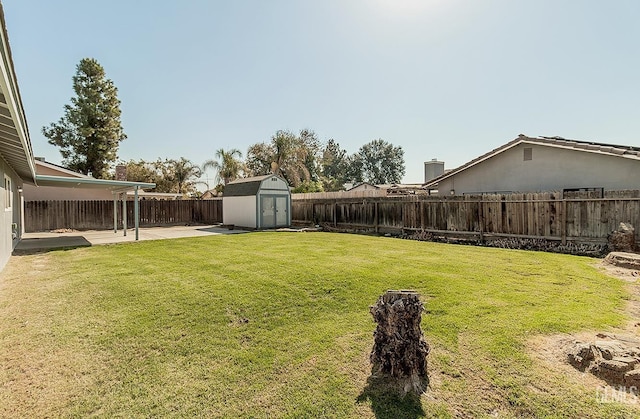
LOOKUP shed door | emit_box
[260,196,276,228]
[260,195,289,228]
[275,196,288,226]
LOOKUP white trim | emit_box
[3,174,11,211]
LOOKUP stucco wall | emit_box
[438,143,640,195]
[0,158,22,270]
[223,195,256,228]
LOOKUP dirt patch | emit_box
[527,257,640,403]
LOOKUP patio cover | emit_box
[34,174,156,240]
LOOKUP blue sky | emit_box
[4,0,640,185]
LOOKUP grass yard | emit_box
[0,232,637,418]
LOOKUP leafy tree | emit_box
[245,129,320,187]
[291,180,323,194]
[42,58,126,178]
[351,139,405,184]
[202,148,244,185]
[245,142,273,177]
[320,139,349,191]
[297,129,322,182]
[121,159,156,184]
[120,158,202,194]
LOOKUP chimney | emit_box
[115,165,127,181]
[424,159,444,183]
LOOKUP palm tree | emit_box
[172,157,202,194]
[202,148,244,185]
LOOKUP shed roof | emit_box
[224,174,275,197]
[424,135,640,188]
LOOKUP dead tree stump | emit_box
[369,290,430,394]
[608,222,636,252]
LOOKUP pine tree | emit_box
[43,58,126,178]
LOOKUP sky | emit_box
[3,0,640,187]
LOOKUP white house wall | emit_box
[223,196,256,228]
[438,143,640,195]
[0,158,21,270]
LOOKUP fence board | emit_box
[291,191,640,243]
[25,199,223,232]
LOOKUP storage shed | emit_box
[223,174,291,229]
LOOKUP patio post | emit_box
[113,193,117,233]
[134,186,140,240]
[122,193,127,236]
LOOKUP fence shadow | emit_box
[356,374,427,419]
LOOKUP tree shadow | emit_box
[356,374,428,419]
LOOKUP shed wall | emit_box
[223,195,256,228]
[258,176,289,193]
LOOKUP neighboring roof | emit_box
[346,182,380,191]
[35,174,155,192]
[424,134,640,188]
[125,191,183,199]
[34,159,90,178]
[224,174,286,197]
[0,4,36,183]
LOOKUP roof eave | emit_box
[0,4,36,183]
[35,174,156,191]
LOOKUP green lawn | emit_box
[0,232,636,418]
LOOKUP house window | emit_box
[524,147,533,161]
[4,176,11,210]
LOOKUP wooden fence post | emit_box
[561,198,567,245]
[478,199,484,242]
[374,201,379,234]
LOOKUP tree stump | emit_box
[608,222,636,253]
[369,290,430,394]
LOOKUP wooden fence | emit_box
[23,191,640,243]
[292,190,387,200]
[291,191,640,243]
[25,199,223,232]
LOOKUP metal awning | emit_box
[35,174,156,240]
[34,174,155,192]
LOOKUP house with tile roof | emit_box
[425,135,640,196]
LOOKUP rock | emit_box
[594,340,625,360]
[567,335,640,387]
[600,359,635,373]
[608,222,636,253]
[625,369,640,387]
[604,252,640,270]
[567,343,595,370]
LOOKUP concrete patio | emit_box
[14,225,247,253]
